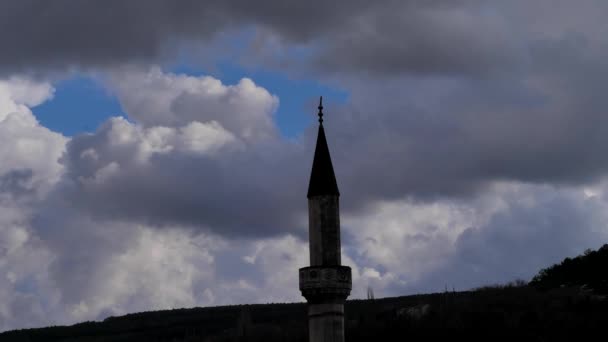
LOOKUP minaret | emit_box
[299,97,352,342]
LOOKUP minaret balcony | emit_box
[299,265,352,302]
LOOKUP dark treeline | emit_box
[2,245,608,341]
[530,244,608,293]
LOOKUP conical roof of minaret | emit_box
[307,97,340,198]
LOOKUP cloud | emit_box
[0,70,313,329]
[321,31,608,204]
[0,1,537,77]
[343,182,608,297]
[0,78,66,186]
[308,1,521,77]
[0,73,289,328]
[50,69,308,238]
[0,68,377,329]
[105,67,279,140]
[48,224,220,322]
[0,78,67,330]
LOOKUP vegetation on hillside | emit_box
[530,244,608,293]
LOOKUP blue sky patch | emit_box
[34,76,124,136]
[33,64,347,138]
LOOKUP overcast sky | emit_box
[2,0,608,331]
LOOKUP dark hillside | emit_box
[530,244,608,293]
[2,288,608,342]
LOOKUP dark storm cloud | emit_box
[0,0,511,77]
[53,116,309,238]
[312,1,520,77]
[325,31,608,207]
[62,148,308,238]
[0,169,34,200]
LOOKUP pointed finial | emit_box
[318,96,324,124]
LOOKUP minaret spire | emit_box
[307,97,339,198]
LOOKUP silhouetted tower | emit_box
[299,97,352,342]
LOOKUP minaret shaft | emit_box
[308,196,341,266]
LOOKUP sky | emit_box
[2,0,608,331]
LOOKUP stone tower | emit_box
[299,97,352,342]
